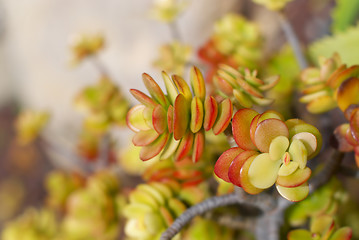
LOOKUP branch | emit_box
[160,192,258,240]
[339,165,359,178]
[277,12,308,70]
[309,149,344,193]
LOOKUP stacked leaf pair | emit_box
[215,109,322,202]
[333,105,359,167]
[123,180,207,240]
[287,179,352,240]
[300,53,359,113]
[75,77,130,133]
[127,66,233,162]
[213,64,279,108]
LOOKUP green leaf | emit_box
[310,24,359,66]
[332,0,359,33]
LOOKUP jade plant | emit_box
[5,1,359,240]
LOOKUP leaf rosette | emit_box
[214,109,322,202]
[127,67,233,162]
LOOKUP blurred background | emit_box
[0,0,341,237]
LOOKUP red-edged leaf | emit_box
[132,129,159,146]
[152,104,167,134]
[175,132,194,161]
[130,89,157,108]
[228,150,258,187]
[173,94,190,140]
[212,98,233,135]
[203,96,218,131]
[232,108,259,150]
[142,73,169,106]
[214,147,244,182]
[192,129,205,163]
[140,133,169,161]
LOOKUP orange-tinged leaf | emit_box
[301,83,326,95]
[192,129,205,162]
[239,155,263,195]
[276,167,311,188]
[326,64,347,87]
[173,94,190,140]
[152,104,167,134]
[228,150,258,187]
[258,110,284,123]
[214,75,234,96]
[332,124,354,152]
[190,66,206,101]
[328,65,359,89]
[259,75,280,91]
[250,95,274,106]
[276,182,309,202]
[214,147,244,183]
[142,73,169,106]
[254,119,289,153]
[175,132,194,161]
[167,105,174,133]
[127,105,151,132]
[232,108,259,150]
[130,89,157,108]
[140,133,169,161]
[330,227,352,240]
[236,77,263,98]
[212,99,233,135]
[250,114,260,144]
[160,206,174,227]
[132,129,159,146]
[203,96,218,131]
[233,89,252,108]
[350,109,359,142]
[172,75,192,101]
[190,97,204,133]
[337,77,359,112]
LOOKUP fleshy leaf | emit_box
[140,133,169,161]
[175,132,194,161]
[172,75,192,101]
[228,150,258,187]
[142,73,169,106]
[192,130,205,163]
[190,97,204,133]
[160,135,180,159]
[288,139,308,169]
[214,147,244,182]
[127,105,152,132]
[152,104,167,134]
[292,132,317,156]
[132,129,159,146]
[269,136,289,161]
[278,161,299,176]
[336,77,359,112]
[190,66,206,101]
[254,119,289,153]
[239,155,263,194]
[232,108,259,150]
[212,99,233,135]
[203,96,218,131]
[162,71,178,105]
[287,229,312,240]
[130,89,157,108]
[173,94,190,140]
[276,182,309,202]
[248,153,281,189]
[276,167,311,188]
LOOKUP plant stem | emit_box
[160,193,256,240]
[277,12,308,70]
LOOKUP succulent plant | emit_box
[287,216,352,240]
[213,64,279,108]
[215,109,322,201]
[1,208,58,240]
[45,171,84,211]
[153,41,192,75]
[61,171,123,240]
[127,66,233,162]
[300,53,359,113]
[75,77,130,133]
[149,0,188,23]
[252,0,294,11]
[286,178,347,227]
[123,180,208,240]
[14,110,49,145]
[69,33,105,65]
[333,105,359,167]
